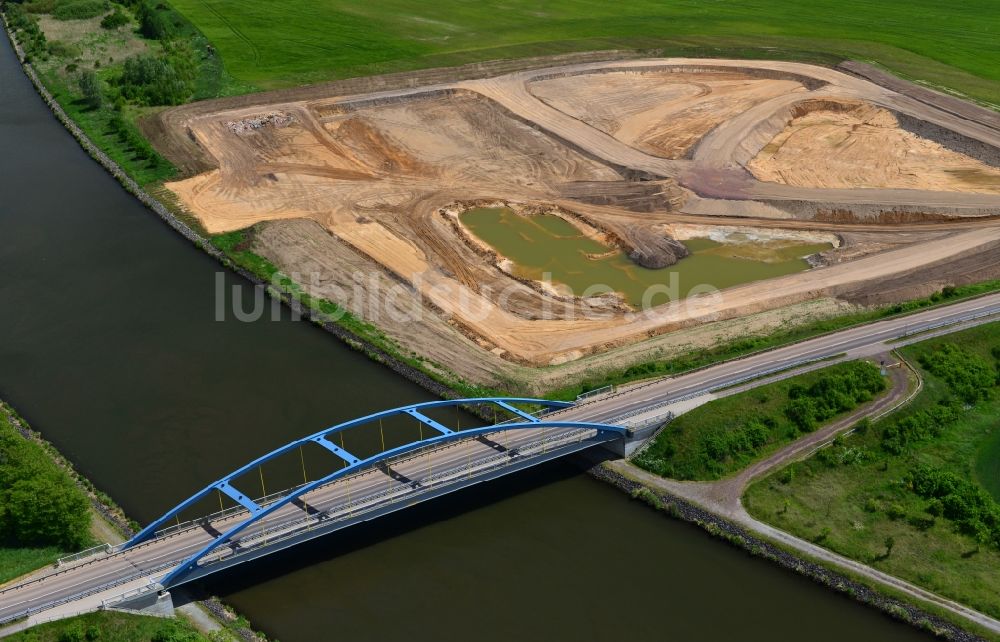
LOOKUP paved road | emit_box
[1,292,999,629]
[0,424,599,626]
[554,291,1000,426]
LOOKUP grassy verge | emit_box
[213,222,1000,400]
[633,360,887,480]
[744,321,1000,620]
[6,610,214,641]
[547,280,1000,401]
[0,547,63,586]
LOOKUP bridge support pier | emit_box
[603,416,674,458]
[107,590,174,618]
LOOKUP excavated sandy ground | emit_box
[749,101,1000,194]
[529,70,805,159]
[159,59,1000,388]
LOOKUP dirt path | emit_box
[598,356,1000,634]
[602,357,1000,635]
[610,458,1000,636]
[665,354,912,514]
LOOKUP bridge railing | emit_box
[152,483,312,540]
[142,416,594,546]
[0,562,174,627]
[194,427,601,571]
[55,543,118,569]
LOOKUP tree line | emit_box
[0,409,90,551]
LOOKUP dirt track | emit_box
[148,57,1000,390]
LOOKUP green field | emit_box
[7,610,211,642]
[633,360,887,480]
[164,0,1000,104]
[744,321,1000,620]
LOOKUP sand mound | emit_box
[749,100,1000,194]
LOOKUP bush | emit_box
[23,0,58,13]
[117,53,190,105]
[6,3,48,56]
[881,401,961,455]
[918,342,997,404]
[784,362,886,432]
[52,0,109,20]
[46,39,79,58]
[100,7,128,28]
[106,113,159,163]
[77,69,102,109]
[909,464,1000,547]
[136,0,173,39]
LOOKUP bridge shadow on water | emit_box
[175,452,613,604]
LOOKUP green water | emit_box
[461,207,830,308]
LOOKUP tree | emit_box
[77,70,102,110]
[118,54,190,105]
[100,8,129,29]
[884,535,895,557]
[1,477,90,550]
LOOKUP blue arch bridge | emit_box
[130,398,628,588]
[0,396,654,626]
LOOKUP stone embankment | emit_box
[587,462,983,642]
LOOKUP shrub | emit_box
[784,362,886,432]
[908,464,1000,547]
[117,53,190,105]
[23,0,58,13]
[77,69,102,109]
[881,401,961,454]
[52,0,109,20]
[99,7,128,28]
[918,342,997,404]
[46,39,79,58]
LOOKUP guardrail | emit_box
[0,563,174,627]
[576,385,615,403]
[101,582,160,609]
[56,543,117,568]
[194,428,603,571]
[140,407,573,545]
[897,308,999,338]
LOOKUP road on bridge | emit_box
[1,291,999,629]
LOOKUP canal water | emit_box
[0,34,929,641]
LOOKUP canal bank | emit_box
[588,461,986,641]
[0,18,949,642]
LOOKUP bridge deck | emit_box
[0,423,611,624]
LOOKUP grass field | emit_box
[633,360,886,480]
[0,547,63,586]
[744,321,1000,620]
[7,610,210,641]
[975,426,1000,501]
[164,0,1000,104]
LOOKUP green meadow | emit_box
[165,0,1000,105]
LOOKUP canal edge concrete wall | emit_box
[585,461,982,642]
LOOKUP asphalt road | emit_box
[1,292,999,626]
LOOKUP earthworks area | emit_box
[147,58,1000,392]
